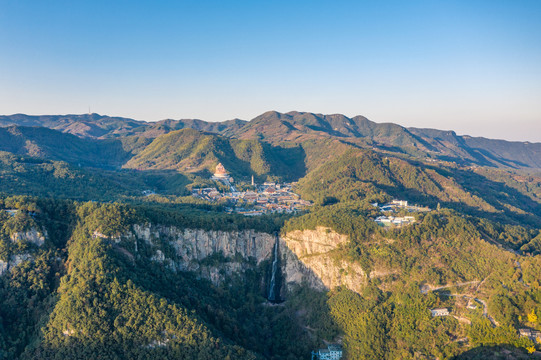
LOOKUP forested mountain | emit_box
[231,111,424,146]
[141,118,248,139]
[231,111,541,169]
[295,150,541,227]
[1,111,541,359]
[124,128,305,181]
[3,111,541,170]
[0,126,139,168]
[0,113,148,139]
[0,114,246,140]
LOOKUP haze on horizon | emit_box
[1,0,540,142]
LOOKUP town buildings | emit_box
[191,164,312,215]
[372,199,431,227]
[374,215,416,227]
[191,183,311,215]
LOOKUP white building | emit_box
[430,308,450,317]
[315,345,343,360]
[4,209,18,217]
[392,200,408,207]
[375,216,415,227]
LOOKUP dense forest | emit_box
[1,195,540,359]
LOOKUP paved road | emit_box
[474,298,499,327]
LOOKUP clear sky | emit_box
[1,0,540,141]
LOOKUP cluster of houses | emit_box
[519,328,541,342]
[311,344,343,360]
[192,183,311,216]
[372,200,430,228]
[191,164,312,216]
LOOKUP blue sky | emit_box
[1,0,540,141]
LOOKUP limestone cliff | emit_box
[131,225,275,264]
[0,227,47,275]
[10,228,47,246]
[112,224,368,295]
[117,225,276,285]
[282,227,368,293]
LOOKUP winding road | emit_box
[422,280,500,327]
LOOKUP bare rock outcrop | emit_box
[10,228,47,246]
[115,224,368,293]
[1,227,47,276]
[282,227,368,293]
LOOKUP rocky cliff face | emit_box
[10,228,47,246]
[131,225,275,265]
[119,225,276,286]
[282,227,368,293]
[0,228,47,276]
[114,224,367,294]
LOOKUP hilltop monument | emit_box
[213,163,228,178]
[211,163,233,183]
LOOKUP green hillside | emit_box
[0,200,329,359]
[1,196,540,359]
[295,150,541,227]
[0,152,190,201]
[124,128,306,181]
[21,204,257,360]
[283,205,541,358]
[0,126,140,168]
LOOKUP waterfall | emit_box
[268,233,280,302]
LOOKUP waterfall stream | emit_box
[268,233,280,302]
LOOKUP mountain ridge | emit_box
[2,111,541,170]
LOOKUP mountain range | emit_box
[2,111,541,170]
